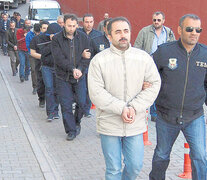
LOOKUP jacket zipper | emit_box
[180,52,191,118]
[122,52,127,136]
[66,39,76,82]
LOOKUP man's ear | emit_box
[178,26,182,36]
[108,34,112,42]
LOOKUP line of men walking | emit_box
[1,9,206,180]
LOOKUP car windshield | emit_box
[32,8,61,20]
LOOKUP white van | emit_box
[27,0,62,24]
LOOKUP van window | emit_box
[31,8,61,21]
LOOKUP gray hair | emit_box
[179,14,200,27]
[57,15,64,21]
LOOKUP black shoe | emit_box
[39,100,45,108]
[76,125,81,136]
[20,77,24,82]
[84,113,92,118]
[151,116,157,122]
[66,133,76,141]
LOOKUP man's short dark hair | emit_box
[104,18,112,27]
[83,13,93,22]
[64,14,78,23]
[179,14,201,27]
[16,12,21,17]
[107,17,131,35]
[10,20,16,24]
[40,20,49,28]
[34,23,41,33]
[153,11,165,19]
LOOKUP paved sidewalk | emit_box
[0,53,205,180]
[0,62,44,180]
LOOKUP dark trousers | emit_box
[56,76,87,135]
[35,60,45,101]
[8,50,19,75]
[29,55,37,89]
[1,34,7,54]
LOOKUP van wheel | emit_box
[12,0,18,8]
[22,0,26,4]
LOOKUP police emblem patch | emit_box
[99,44,105,51]
[168,58,178,70]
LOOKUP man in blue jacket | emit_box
[149,14,207,180]
[90,18,111,58]
[0,13,10,55]
[26,23,41,95]
[14,13,24,29]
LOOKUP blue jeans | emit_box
[56,76,87,135]
[84,71,91,115]
[41,66,59,115]
[100,134,144,180]
[149,115,207,180]
[150,103,157,118]
[18,50,30,78]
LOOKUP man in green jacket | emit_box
[134,11,175,122]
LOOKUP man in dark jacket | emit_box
[149,14,207,180]
[0,13,10,55]
[6,21,19,76]
[38,23,62,121]
[78,13,102,117]
[52,14,90,141]
[14,13,24,29]
[90,18,111,58]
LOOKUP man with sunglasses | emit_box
[149,14,207,180]
[134,11,175,122]
[134,11,175,55]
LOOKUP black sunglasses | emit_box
[185,27,202,33]
[153,19,161,22]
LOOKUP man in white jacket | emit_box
[88,17,161,180]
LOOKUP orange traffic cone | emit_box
[91,103,96,109]
[143,109,152,146]
[178,140,192,179]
